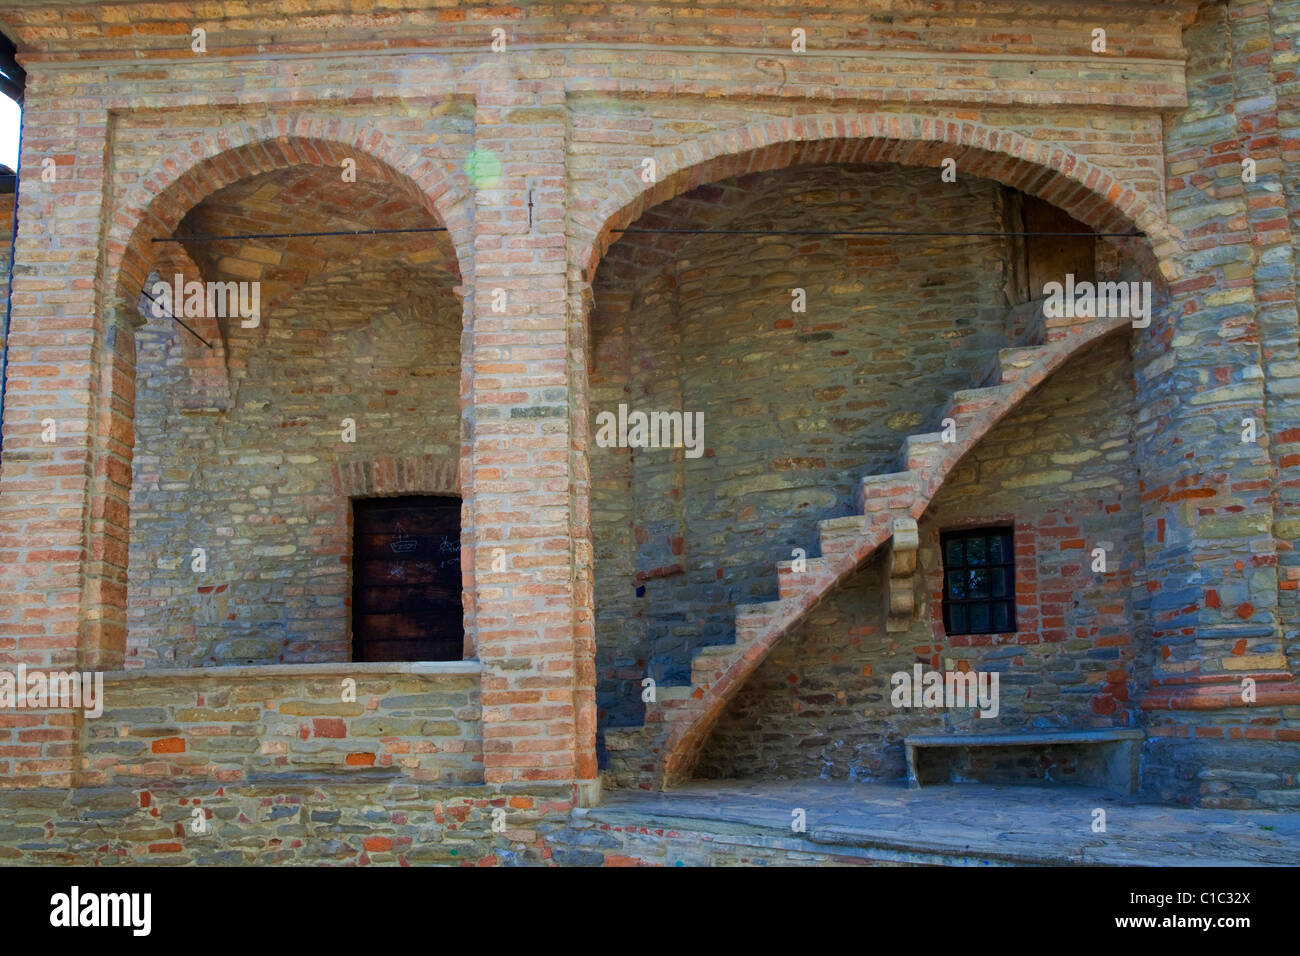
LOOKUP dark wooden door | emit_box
[352,495,463,662]
[1023,195,1095,294]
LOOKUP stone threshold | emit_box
[585,781,1300,867]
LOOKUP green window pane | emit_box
[990,567,1007,598]
[943,528,1017,636]
[993,601,1012,631]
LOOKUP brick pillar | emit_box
[0,95,118,788]
[1231,1,1300,655]
[569,280,599,804]
[468,77,589,794]
[1136,1,1299,803]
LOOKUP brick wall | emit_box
[1127,0,1300,808]
[0,778,571,865]
[0,186,11,364]
[4,0,1298,820]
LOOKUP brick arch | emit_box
[108,116,475,319]
[104,121,474,673]
[333,455,460,499]
[578,114,1183,789]
[575,113,1182,286]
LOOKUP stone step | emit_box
[775,555,832,598]
[893,431,946,471]
[735,600,785,629]
[857,471,920,513]
[996,344,1048,383]
[649,691,706,720]
[691,644,740,685]
[603,725,655,751]
[654,684,697,703]
[818,514,871,555]
[938,383,1015,429]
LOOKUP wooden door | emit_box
[352,495,463,662]
[1023,195,1096,294]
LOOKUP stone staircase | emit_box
[603,302,1132,790]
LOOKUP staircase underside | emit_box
[604,308,1134,791]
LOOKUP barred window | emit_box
[941,527,1016,635]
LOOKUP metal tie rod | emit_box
[138,288,214,349]
[611,228,1142,237]
[153,226,450,243]
[151,227,1138,242]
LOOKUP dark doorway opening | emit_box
[1021,194,1096,293]
[352,495,463,662]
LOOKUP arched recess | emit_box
[97,117,476,671]
[574,113,1180,789]
[574,113,1182,287]
[109,117,475,318]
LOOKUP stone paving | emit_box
[586,780,1300,865]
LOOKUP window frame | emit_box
[939,525,1017,636]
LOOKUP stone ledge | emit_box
[106,660,483,683]
[904,728,1144,748]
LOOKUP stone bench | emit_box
[904,728,1144,795]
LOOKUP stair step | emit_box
[691,644,740,684]
[818,514,871,555]
[894,431,946,471]
[997,345,1048,383]
[695,643,737,659]
[735,600,785,625]
[654,685,697,702]
[603,726,654,750]
[857,471,920,513]
[775,555,832,598]
[938,383,1014,425]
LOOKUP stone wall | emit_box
[1128,0,1300,808]
[0,778,569,865]
[127,263,462,667]
[697,333,1146,780]
[82,662,484,788]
